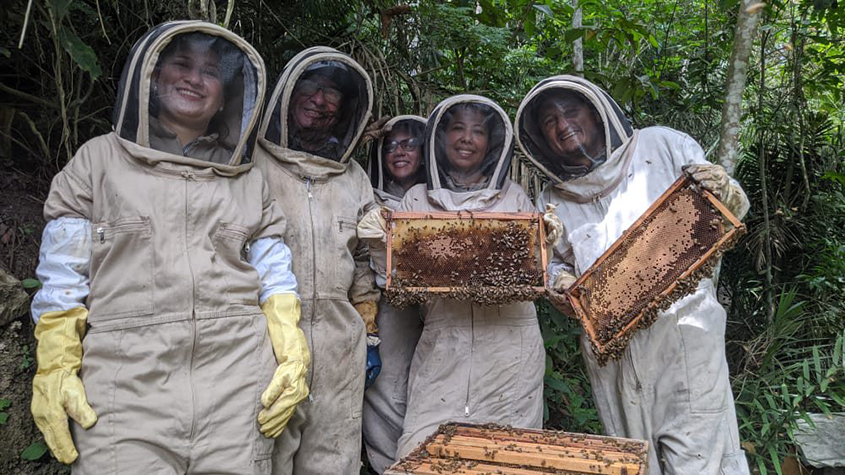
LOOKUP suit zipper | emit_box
[465,305,475,417]
[305,177,316,403]
[182,171,200,439]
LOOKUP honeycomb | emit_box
[568,176,746,365]
[385,422,649,475]
[386,212,547,308]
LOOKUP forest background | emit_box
[0,0,842,474]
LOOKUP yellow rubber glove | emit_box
[258,294,311,438]
[31,307,98,464]
[354,300,379,334]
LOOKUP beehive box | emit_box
[385,423,649,475]
[551,175,746,365]
[385,211,549,308]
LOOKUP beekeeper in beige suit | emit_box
[359,95,562,461]
[253,47,381,475]
[362,115,426,473]
[515,75,750,475]
[30,21,308,474]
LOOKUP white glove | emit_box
[553,270,577,292]
[543,204,563,245]
[548,271,578,318]
[357,207,389,243]
[684,163,749,219]
[684,164,730,200]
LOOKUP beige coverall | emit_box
[253,47,381,475]
[516,75,751,475]
[394,96,545,459]
[36,22,291,474]
[362,116,426,474]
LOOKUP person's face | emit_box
[154,44,224,131]
[384,129,422,185]
[290,75,343,132]
[444,107,489,176]
[537,94,605,166]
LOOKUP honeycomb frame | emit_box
[385,211,549,307]
[385,422,649,475]
[562,175,746,365]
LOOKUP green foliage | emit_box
[0,398,10,425]
[537,300,602,434]
[21,278,42,290]
[20,441,48,461]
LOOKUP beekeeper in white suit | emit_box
[515,75,751,475]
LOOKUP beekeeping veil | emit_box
[515,75,634,184]
[260,47,372,163]
[112,21,264,167]
[423,95,514,210]
[367,115,427,203]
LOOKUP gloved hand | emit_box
[365,334,382,389]
[548,271,578,319]
[31,307,98,464]
[353,300,379,334]
[543,204,564,245]
[361,116,391,144]
[357,207,389,243]
[684,163,750,219]
[258,294,310,438]
[684,164,730,200]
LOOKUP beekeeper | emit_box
[515,75,750,475]
[361,115,427,473]
[30,22,307,474]
[359,95,562,461]
[253,47,381,474]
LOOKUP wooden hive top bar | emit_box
[385,423,649,475]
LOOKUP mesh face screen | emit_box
[385,422,649,475]
[386,212,547,307]
[569,176,745,364]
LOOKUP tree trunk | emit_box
[572,0,583,76]
[715,0,764,174]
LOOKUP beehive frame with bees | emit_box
[385,211,549,308]
[551,175,746,365]
[385,422,649,475]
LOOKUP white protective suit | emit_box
[31,22,300,473]
[393,96,545,459]
[515,75,751,475]
[253,47,381,475]
[362,116,426,473]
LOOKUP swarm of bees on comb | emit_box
[566,176,746,365]
[385,422,649,475]
[385,212,548,308]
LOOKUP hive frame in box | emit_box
[385,422,649,475]
[384,211,549,305]
[561,175,746,365]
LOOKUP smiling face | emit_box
[537,92,605,167]
[290,75,343,133]
[444,107,489,177]
[154,43,224,135]
[384,129,422,188]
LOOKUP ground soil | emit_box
[0,170,67,474]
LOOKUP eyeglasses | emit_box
[295,79,343,104]
[383,137,421,153]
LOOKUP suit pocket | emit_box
[334,216,358,292]
[213,222,260,306]
[89,216,154,320]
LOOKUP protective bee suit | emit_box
[393,96,545,459]
[515,75,750,475]
[30,22,307,474]
[253,47,381,475]
[362,116,426,473]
